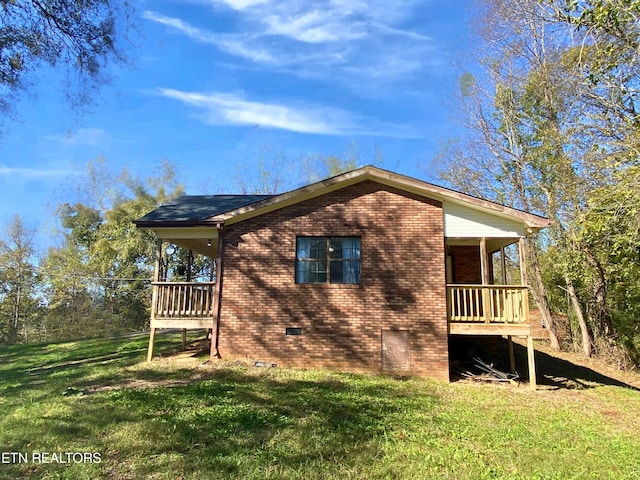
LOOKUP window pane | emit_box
[344,260,360,283]
[330,260,360,284]
[296,260,311,283]
[341,238,360,260]
[299,237,323,260]
[315,259,327,276]
[329,238,342,259]
[330,260,344,283]
[311,259,327,283]
[297,259,328,283]
[297,237,312,260]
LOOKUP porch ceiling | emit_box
[168,238,218,257]
[151,226,220,257]
[446,237,519,253]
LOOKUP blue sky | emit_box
[0,0,472,247]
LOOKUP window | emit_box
[296,237,361,284]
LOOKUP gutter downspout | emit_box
[210,223,225,360]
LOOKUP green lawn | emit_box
[1,333,639,479]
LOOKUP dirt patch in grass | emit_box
[85,373,207,394]
[86,340,256,394]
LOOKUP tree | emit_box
[40,158,185,340]
[227,141,375,195]
[40,240,97,341]
[231,144,294,195]
[0,215,39,344]
[0,0,132,123]
[302,141,382,182]
[575,166,640,364]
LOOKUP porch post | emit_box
[500,247,508,284]
[519,238,536,390]
[527,334,537,390]
[508,335,516,373]
[210,225,225,360]
[518,238,529,285]
[504,246,515,372]
[518,238,531,321]
[480,238,491,323]
[147,238,162,362]
[181,250,193,351]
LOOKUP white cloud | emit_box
[263,9,367,44]
[207,0,268,10]
[44,128,108,146]
[0,165,72,178]
[143,11,275,63]
[156,88,425,138]
[144,1,438,85]
[157,88,347,134]
[143,11,208,41]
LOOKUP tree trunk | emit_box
[565,274,592,357]
[584,250,613,337]
[525,239,561,350]
[10,283,21,343]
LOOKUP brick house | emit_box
[135,166,550,388]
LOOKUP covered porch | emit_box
[446,236,537,389]
[145,226,223,362]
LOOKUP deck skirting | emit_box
[449,323,532,336]
[150,318,214,329]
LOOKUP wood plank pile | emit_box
[456,356,519,384]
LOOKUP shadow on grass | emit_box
[61,367,438,478]
[450,336,639,391]
[524,344,640,391]
[0,332,199,399]
[508,340,638,391]
[0,346,441,479]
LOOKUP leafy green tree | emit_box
[575,166,640,363]
[0,215,40,344]
[40,241,96,340]
[40,158,184,340]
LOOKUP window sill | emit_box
[296,283,361,289]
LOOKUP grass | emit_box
[1,333,640,479]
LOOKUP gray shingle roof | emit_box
[134,195,274,226]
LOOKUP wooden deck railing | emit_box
[447,285,529,324]
[151,282,216,320]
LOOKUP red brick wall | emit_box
[217,180,449,380]
[449,245,481,284]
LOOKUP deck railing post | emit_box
[147,239,163,362]
[480,238,492,323]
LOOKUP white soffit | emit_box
[444,201,526,238]
[152,226,219,240]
